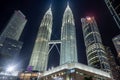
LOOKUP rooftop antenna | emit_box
[50,0,53,8]
[66,0,70,10]
[46,2,52,14]
[50,4,52,9]
[67,0,69,6]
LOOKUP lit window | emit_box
[76,71,78,74]
[58,73,61,76]
[61,72,64,75]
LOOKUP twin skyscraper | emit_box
[29,3,78,71]
[29,3,110,72]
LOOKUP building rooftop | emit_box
[43,63,111,78]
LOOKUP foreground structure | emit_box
[19,63,111,80]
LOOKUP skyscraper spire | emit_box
[46,4,52,14]
[50,4,52,9]
[66,1,70,10]
[67,1,69,6]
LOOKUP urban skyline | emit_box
[0,0,120,70]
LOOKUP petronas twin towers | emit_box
[60,4,78,65]
[29,3,78,71]
[29,7,53,71]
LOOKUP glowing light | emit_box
[86,17,92,21]
[6,66,15,72]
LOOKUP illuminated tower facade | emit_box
[29,7,53,71]
[1,10,27,40]
[60,3,78,65]
[81,17,110,72]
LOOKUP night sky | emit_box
[0,0,120,70]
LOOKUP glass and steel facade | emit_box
[29,7,53,71]
[81,17,110,72]
[1,10,27,40]
[105,0,120,29]
[60,4,78,65]
[0,36,23,66]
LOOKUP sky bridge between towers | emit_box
[48,40,62,55]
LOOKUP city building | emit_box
[1,10,27,40]
[112,34,120,57]
[81,17,110,72]
[0,10,26,72]
[29,6,53,71]
[0,36,23,67]
[105,46,120,80]
[60,3,78,65]
[19,63,111,80]
[104,0,120,29]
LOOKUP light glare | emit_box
[6,66,15,72]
